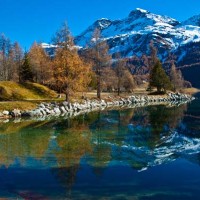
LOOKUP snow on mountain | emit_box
[182,14,200,26]
[42,8,200,87]
[41,43,58,49]
[96,129,200,171]
[75,8,200,61]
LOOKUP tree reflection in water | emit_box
[0,103,198,195]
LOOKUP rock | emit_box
[10,109,21,117]
[2,110,9,115]
[39,103,46,109]
[60,106,67,113]
[39,108,46,116]
[62,101,69,107]
[54,107,61,115]
[21,111,31,117]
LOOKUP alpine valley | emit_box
[43,8,200,87]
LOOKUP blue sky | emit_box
[1,0,200,49]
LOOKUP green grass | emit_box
[0,81,58,101]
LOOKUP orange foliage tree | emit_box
[51,22,92,102]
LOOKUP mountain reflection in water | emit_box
[0,100,199,199]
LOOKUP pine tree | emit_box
[149,41,158,91]
[19,53,33,83]
[150,60,172,93]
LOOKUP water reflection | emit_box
[0,102,199,199]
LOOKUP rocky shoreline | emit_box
[0,92,195,119]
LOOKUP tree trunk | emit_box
[65,88,70,102]
[117,78,120,96]
[97,84,101,99]
[157,86,161,93]
[97,75,101,99]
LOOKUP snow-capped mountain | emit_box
[76,8,200,87]
[182,14,200,26]
[43,8,200,87]
[75,8,200,59]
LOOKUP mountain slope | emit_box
[75,8,200,87]
[43,8,200,87]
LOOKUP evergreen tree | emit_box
[150,60,172,93]
[19,53,33,83]
[149,41,158,91]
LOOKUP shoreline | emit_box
[0,92,195,120]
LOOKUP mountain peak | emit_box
[136,8,148,13]
[128,8,149,18]
[94,18,112,29]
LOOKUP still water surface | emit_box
[0,96,200,199]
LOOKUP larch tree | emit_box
[12,42,23,82]
[29,42,51,84]
[150,60,172,93]
[87,28,112,99]
[170,62,184,92]
[51,22,92,102]
[122,70,135,93]
[101,67,117,92]
[0,34,11,81]
[113,53,127,95]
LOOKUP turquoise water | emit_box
[0,96,200,199]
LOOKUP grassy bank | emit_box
[0,81,60,111]
[0,81,58,101]
[0,81,198,112]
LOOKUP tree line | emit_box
[0,22,187,101]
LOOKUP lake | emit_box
[0,95,200,199]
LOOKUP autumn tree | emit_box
[101,67,117,92]
[170,62,184,92]
[19,52,33,83]
[123,70,135,92]
[112,53,136,94]
[113,54,127,95]
[29,42,51,84]
[51,22,92,102]
[149,40,158,67]
[87,29,112,99]
[12,42,23,82]
[0,33,11,81]
[150,60,172,93]
[52,21,73,47]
